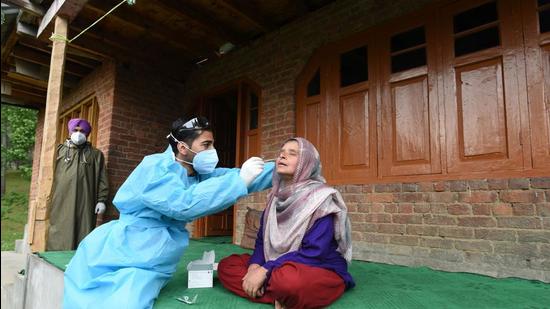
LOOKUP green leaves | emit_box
[1,104,38,176]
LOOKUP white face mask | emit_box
[70,132,87,145]
[169,133,219,174]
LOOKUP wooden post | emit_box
[28,16,68,252]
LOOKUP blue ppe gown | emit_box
[63,147,274,309]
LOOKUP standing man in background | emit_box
[47,118,109,251]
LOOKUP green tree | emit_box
[1,104,38,195]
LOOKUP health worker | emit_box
[63,116,274,308]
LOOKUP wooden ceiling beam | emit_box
[1,77,47,96]
[13,83,46,95]
[68,12,197,69]
[16,15,105,64]
[3,0,46,17]
[80,3,201,58]
[1,27,19,67]
[62,22,147,65]
[155,0,246,44]
[65,45,107,63]
[1,93,44,108]
[11,86,46,99]
[3,71,48,89]
[217,0,272,33]
[1,73,47,104]
[37,0,88,39]
[12,45,91,78]
[17,35,102,69]
[65,23,191,82]
[17,20,38,37]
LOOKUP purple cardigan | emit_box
[248,212,355,289]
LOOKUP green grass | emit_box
[1,170,30,251]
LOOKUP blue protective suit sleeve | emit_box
[141,170,248,221]
[199,162,273,193]
[247,162,275,193]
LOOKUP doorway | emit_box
[203,89,238,236]
[192,79,262,239]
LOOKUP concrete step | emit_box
[1,251,26,284]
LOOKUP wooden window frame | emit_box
[296,0,550,185]
[57,96,99,146]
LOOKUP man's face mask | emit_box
[70,132,87,145]
[170,133,218,174]
[187,146,219,174]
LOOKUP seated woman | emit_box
[218,137,354,309]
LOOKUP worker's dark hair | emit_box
[168,116,212,155]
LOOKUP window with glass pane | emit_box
[307,69,320,97]
[453,2,500,57]
[340,46,368,87]
[538,0,550,33]
[390,26,426,73]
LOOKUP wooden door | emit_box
[194,80,262,238]
[522,0,550,170]
[236,82,262,163]
[440,0,527,174]
[203,90,238,236]
[378,10,442,177]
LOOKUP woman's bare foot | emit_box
[274,300,286,309]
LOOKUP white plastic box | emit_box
[187,250,218,289]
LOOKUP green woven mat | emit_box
[39,238,550,308]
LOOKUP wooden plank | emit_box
[16,20,37,37]
[84,1,205,57]
[3,0,46,17]
[3,79,47,96]
[37,0,88,39]
[521,0,550,169]
[65,22,192,80]
[29,16,68,252]
[218,0,271,32]
[5,71,48,89]
[156,0,245,44]
[1,27,19,67]
[66,45,106,63]
[21,37,101,65]
[1,94,43,108]
[12,87,46,98]
[18,36,103,67]
[13,45,90,77]
[2,74,47,92]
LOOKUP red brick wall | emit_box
[108,63,185,197]
[342,178,549,281]
[181,0,549,282]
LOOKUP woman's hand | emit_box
[242,265,268,298]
